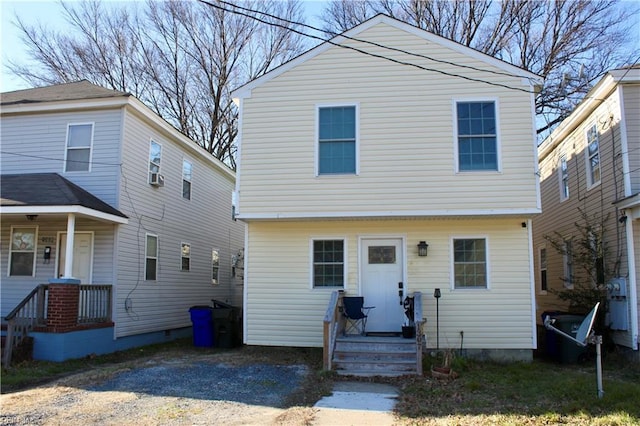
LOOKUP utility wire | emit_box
[197,0,536,94]
[213,0,537,81]
[0,150,122,166]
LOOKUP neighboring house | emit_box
[233,15,542,362]
[1,81,245,361]
[533,67,640,356]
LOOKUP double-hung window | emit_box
[181,243,191,272]
[211,249,220,285]
[149,141,162,183]
[586,124,600,187]
[563,240,573,289]
[8,227,37,276]
[453,238,488,289]
[145,234,158,281]
[539,247,548,292]
[318,106,356,175]
[312,239,345,288]
[65,123,93,172]
[182,160,192,200]
[559,156,569,201]
[456,101,498,171]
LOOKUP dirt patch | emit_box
[0,350,322,426]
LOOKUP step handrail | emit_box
[322,290,344,370]
[3,284,48,367]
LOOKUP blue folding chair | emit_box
[342,297,374,335]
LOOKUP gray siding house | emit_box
[1,81,245,361]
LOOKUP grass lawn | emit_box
[2,341,639,425]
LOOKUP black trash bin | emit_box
[555,314,587,363]
[541,311,565,360]
[211,300,241,348]
[189,306,214,347]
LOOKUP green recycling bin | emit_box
[554,314,586,363]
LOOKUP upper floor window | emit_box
[456,101,498,171]
[145,234,158,281]
[453,238,488,289]
[586,125,600,187]
[65,123,93,172]
[149,141,162,183]
[318,106,357,175]
[312,239,345,288]
[559,156,569,201]
[182,160,192,200]
[8,227,37,276]
[181,243,191,272]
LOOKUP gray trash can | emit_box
[554,314,586,363]
[212,300,241,348]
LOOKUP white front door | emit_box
[58,232,93,283]
[361,238,405,332]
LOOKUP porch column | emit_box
[63,213,75,278]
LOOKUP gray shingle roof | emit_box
[1,173,127,219]
[1,80,128,106]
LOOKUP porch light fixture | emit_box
[417,241,429,257]
[26,215,38,221]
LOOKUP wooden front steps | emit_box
[333,335,418,377]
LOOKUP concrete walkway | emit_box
[312,382,399,425]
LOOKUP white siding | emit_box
[245,219,533,349]
[622,85,640,194]
[114,109,244,338]
[238,22,538,217]
[0,110,123,205]
[0,218,115,317]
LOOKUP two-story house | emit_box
[1,81,245,362]
[232,15,542,369]
[533,66,639,356]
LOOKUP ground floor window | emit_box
[453,238,487,289]
[212,249,220,285]
[181,243,191,271]
[145,234,158,281]
[9,227,37,276]
[539,247,548,292]
[312,239,345,288]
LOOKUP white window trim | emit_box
[452,98,501,173]
[585,123,601,189]
[148,139,162,183]
[8,226,39,277]
[558,155,569,202]
[63,122,94,173]
[181,242,191,272]
[538,246,548,294]
[145,233,158,281]
[182,158,193,200]
[450,235,491,290]
[211,248,220,285]
[315,103,360,177]
[309,236,348,290]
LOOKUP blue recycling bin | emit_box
[189,306,214,347]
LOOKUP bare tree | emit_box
[320,0,639,139]
[7,0,306,169]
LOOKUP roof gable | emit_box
[232,14,541,99]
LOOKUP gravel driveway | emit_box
[0,352,315,426]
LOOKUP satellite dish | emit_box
[575,302,599,345]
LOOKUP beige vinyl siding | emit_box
[533,88,636,348]
[0,110,123,206]
[238,23,538,217]
[114,109,244,338]
[245,218,534,349]
[0,219,115,317]
[622,85,640,194]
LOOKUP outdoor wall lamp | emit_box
[417,241,429,257]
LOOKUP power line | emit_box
[0,151,122,166]
[197,0,536,94]
[214,0,536,81]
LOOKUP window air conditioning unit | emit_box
[149,172,165,187]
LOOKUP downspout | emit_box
[527,218,538,349]
[625,217,639,350]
